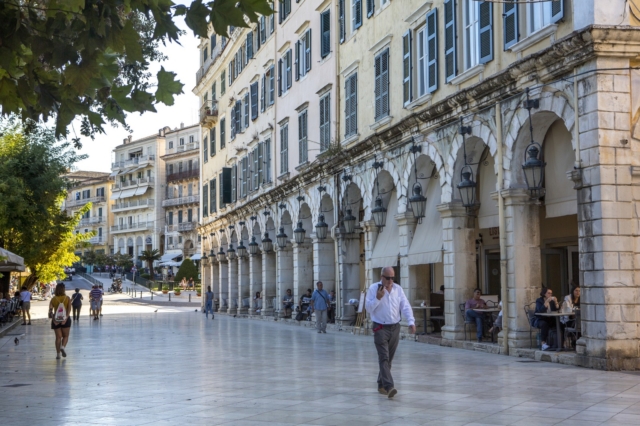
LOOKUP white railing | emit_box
[112,176,155,190]
[78,216,105,226]
[112,198,155,211]
[89,236,105,244]
[165,222,197,233]
[66,196,106,208]
[111,154,156,170]
[161,194,199,207]
[110,222,154,232]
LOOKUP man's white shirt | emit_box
[365,282,415,326]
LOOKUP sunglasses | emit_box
[382,275,395,281]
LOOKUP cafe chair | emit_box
[564,309,581,349]
[524,303,538,349]
[459,303,475,341]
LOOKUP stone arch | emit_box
[279,210,294,241]
[343,182,364,224]
[319,193,335,229]
[403,140,447,193]
[229,230,238,245]
[450,135,491,204]
[136,236,143,247]
[127,237,134,247]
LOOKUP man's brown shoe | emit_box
[378,387,388,395]
[387,388,398,398]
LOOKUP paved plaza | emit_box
[2,307,640,426]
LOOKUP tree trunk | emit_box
[23,274,38,291]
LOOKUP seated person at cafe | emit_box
[561,284,580,324]
[488,299,503,335]
[327,290,336,323]
[532,286,560,351]
[464,289,488,342]
[282,289,294,318]
[254,291,262,313]
[300,288,312,318]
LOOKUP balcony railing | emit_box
[112,176,155,190]
[166,222,197,233]
[89,236,105,244]
[199,101,218,129]
[111,154,156,170]
[167,142,200,156]
[166,168,199,183]
[66,196,106,208]
[162,194,200,207]
[112,198,154,211]
[110,221,154,232]
[78,216,105,226]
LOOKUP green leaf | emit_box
[184,0,210,37]
[155,67,184,106]
[121,20,144,63]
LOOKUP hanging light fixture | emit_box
[343,209,357,234]
[315,214,328,240]
[521,87,545,198]
[294,194,306,244]
[276,227,288,248]
[227,243,237,260]
[408,141,428,222]
[371,158,388,230]
[261,233,273,252]
[456,119,477,209]
[217,246,226,262]
[237,240,247,258]
[202,251,208,261]
[248,236,260,255]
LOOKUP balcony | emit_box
[110,222,154,233]
[112,176,155,191]
[166,142,200,156]
[111,154,156,170]
[162,194,199,208]
[89,236,106,244]
[166,222,197,233]
[78,216,105,227]
[66,196,106,209]
[199,101,219,129]
[112,198,155,212]
[166,168,199,184]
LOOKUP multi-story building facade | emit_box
[110,131,167,265]
[64,171,112,256]
[160,124,202,263]
[195,1,640,370]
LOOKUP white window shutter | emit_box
[551,0,564,23]
[305,29,312,73]
[295,41,300,81]
[426,8,438,93]
[402,31,412,106]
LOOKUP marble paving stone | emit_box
[3,312,640,425]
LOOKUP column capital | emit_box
[436,201,467,218]
[500,188,540,206]
[395,211,416,226]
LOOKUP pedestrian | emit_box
[365,266,416,398]
[310,281,331,334]
[71,288,83,321]
[98,284,104,317]
[89,285,102,320]
[205,286,214,319]
[19,286,32,325]
[49,283,71,359]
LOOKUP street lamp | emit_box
[522,87,545,197]
[371,196,387,229]
[276,227,288,248]
[457,120,477,209]
[248,236,259,255]
[261,233,273,252]
[343,209,357,234]
[217,247,226,262]
[315,214,328,240]
[227,244,236,260]
[409,183,427,221]
[294,221,306,244]
[237,240,247,258]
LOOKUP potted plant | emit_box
[162,285,169,294]
[174,287,181,296]
[196,286,202,297]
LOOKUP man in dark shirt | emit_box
[464,289,487,342]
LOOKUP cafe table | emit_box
[412,306,441,335]
[535,311,574,351]
[472,308,501,342]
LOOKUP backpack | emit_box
[54,299,67,323]
[295,311,304,321]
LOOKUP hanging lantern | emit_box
[227,244,237,260]
[371,196,387,229]
[409,182,427,222]
[315,214,328,240]
[522,143,545,197]
[209,249,216,261]
[201,252,208,264]
[261,233,273,252]
[248,236,259,255]
[457,166,477,208]
[294,221,306,244]
[343,209,357,234]
[276,227,288,248]
[217,247,226,262]
[237,241,247,258]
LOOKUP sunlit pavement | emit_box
[2,308,640,425]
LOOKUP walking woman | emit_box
[71,288,83,321]
[49,283,72,359]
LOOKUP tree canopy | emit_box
[0,0,274,141]
[175,257,198,283]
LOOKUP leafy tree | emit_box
[174,258,198,283]
[81,249,98,268]
[140,249,161,272]
[112,252,134,271]
[0,0,274,140]
[94,252,111,268]
[0,117,90,292]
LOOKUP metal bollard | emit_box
[151,292,153,300]
[169,293,171,302]
[140,291,142,299]
[189,294,191,303]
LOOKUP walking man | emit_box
[310,281,330,334]
[365,266,416,398]
[89,285,102,320]
[205,286,214,319]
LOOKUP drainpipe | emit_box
[496,102,509,356]
[573,68,581,169]
[334,173,341,321]
[333,1,343,321]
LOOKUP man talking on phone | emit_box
[365,266,416,399]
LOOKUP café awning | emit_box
[134,186,149,196]
[119,188,137,199]
[110,191,122,200]
[159,252,181,263]
[190,253,202,261]
[370,193,399,268]
[408,179,443,265]
[0,247,25,272]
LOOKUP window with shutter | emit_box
[220,118,226,148]
[229,61,233,85]
[503,1,518,50]
[339,0,345,43]
[528,1,562,34]
[210,178,217,212]
[286,50,292,90]
[247,32,253,59]
[321,10,331,58]
[203,185,208,216]
[278,59,283,96]
[478,1,493,64]
[374,49,389,120]
[352,0,362,31]
[241,157,247,198]
[204,136,208,163]
[463,0,479,70]
[280,124,289,174]
[269,66,275,104]
[298,110,308,164]
[221,71,226,95]
[260,16,267,44]
[402,31,412,105]
[178,210,183,224]
[211,34,216,49]
[265,139,272,182]
[230,107,236,139]
[212,82,216,100]
[210,127,216,156]
[243,93,250,129]
[295,40,301,81]
[236,100,242,133]
[425,8,439,94]
[252,148,259,190]
[231,164,237,203]
[258,142,264,185]
[367,0,374,18]
[345,73,358,137]
[251,82,259,119]
[305,29,311,73]
[444,0,457,82]
[261,74,266,111]
[319,94,331,152]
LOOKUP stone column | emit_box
[218,260,228,312]
[261,251,277,316]
[276,245,294,317]
[336,229,361,324]
[238,256,250,314]
[437,202,477,341]
[200,262,209,310]
[210,262,219,310]
[396,212,418,330]
[502,189,542,348]
[249,254,262,315]
[292,240,313,312]
[362,219,379,287]
[227,257,238,315]
[313,234,336,293]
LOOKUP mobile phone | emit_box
[378,284,383,290]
